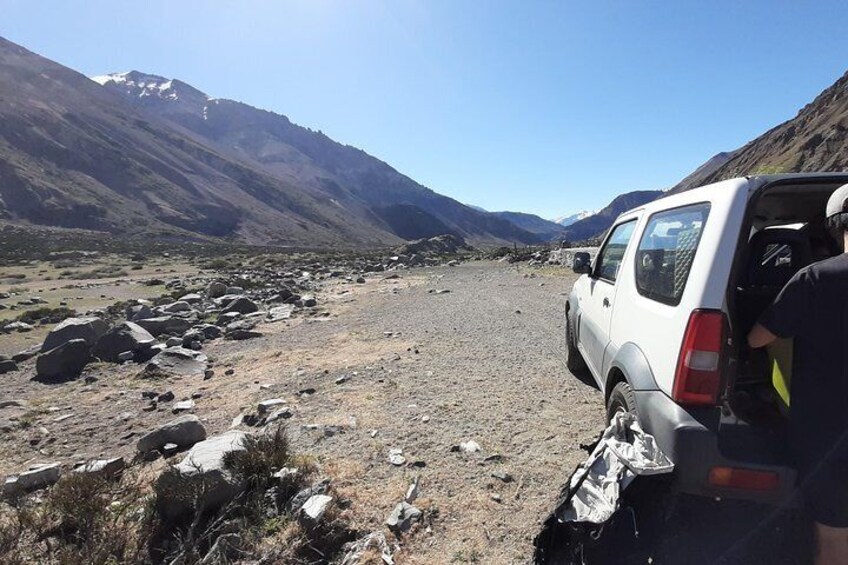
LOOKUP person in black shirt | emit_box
[748,184,848,565]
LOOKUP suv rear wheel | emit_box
[566,310,588,376]
[607,381,637,421]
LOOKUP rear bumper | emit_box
[633,389,797,505]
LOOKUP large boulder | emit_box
[221,297,259,315]
[137,415,207,453]
[42,317,108,351]
[135,316,193,337]
[93,322,156,362]
[146,347,208,376]
[0,358,18,374]
[36,339,91,380]
[206,281,227,299]
[155,431,248,518]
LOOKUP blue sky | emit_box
[3,1,848,219]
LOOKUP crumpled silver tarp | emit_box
[556,411,674,524]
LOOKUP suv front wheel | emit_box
[606,381,638,422]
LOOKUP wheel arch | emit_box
[605,342,660,401]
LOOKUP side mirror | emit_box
[573,252,592,275]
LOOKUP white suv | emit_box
[566,173,848,503]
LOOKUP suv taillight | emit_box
[672,309,727,406]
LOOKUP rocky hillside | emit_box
[558,190,664,241]
[0,38,538,247]
[90,69,539,246]
[672,69,848,192]
[490,211,564,238]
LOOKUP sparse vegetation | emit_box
[0,426,360,564]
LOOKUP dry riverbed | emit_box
[0,259,811,564]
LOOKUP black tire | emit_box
[566,310,588,376]
[607,381,638,422]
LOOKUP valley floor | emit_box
[0,262,812,563]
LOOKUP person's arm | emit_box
[747,268,811,348]
[747,323,778,349]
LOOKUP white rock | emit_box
[300,494,333,522]
[460,440,481,453]
[258,399,286,414]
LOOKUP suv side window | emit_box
[594,220,637,283]
[634,203,711,305]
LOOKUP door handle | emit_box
[603,297,611,308]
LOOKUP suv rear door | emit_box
[579,218,639,379]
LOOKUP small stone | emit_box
[460,440,481,453]
[204,369,214,380]
[385,501,422,533]
[3,463,61,496]
[300,494,333,522]
[491,471,514,483]
[405,478,420,503]
[74,457,124,478]
[490,493,503,503]
[118,351,134,362]
[334,375,348,385]
[172,400,195,414]
[388,449,406,466]
[158,391,175,402]
[422,415,430,423]
[258,399,286,414]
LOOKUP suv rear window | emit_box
[634,203,711,305]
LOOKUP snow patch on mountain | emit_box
[91,71,208,103]
[554,210,595,227]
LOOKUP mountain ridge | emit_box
[0,38,540,247]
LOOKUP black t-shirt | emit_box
[759,253,848,461]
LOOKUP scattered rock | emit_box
[93,321,156,362]
[158,391,175,402]
[206,281,227,299]
[405,478,420,503]
[3,463,61,496]
[459,440,481,453]
[74,457,125,478]
[388,449,406,466]
[3,321,33,333]
[300,494,333,522]
[146,347,208,376]
[491,471,514,483]
[135,316,192,337]
[155,431,249,518]
[161,301,192,314]
[12,345,41,363]
[0,359,18,374]
[172,400,195,414]
[385,501,422,533]
[136,414,207,453]
[42,317,108,351]
[221,297,259,315]
[36,339,91,380]
[258,399,286,414]
[268,304,295,321]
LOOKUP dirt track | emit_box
[0,261,813,563]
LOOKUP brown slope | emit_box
[94,72,541,246]
[0,37,401,247]
[674,70,848,192]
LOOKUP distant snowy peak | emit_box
[554,210,595,227]
[91,70,211,116]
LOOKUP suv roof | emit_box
[617,173,848,220]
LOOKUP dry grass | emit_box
[0,469,153,565]
[0,425,365,565]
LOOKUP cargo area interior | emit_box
[725,179,846,460]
